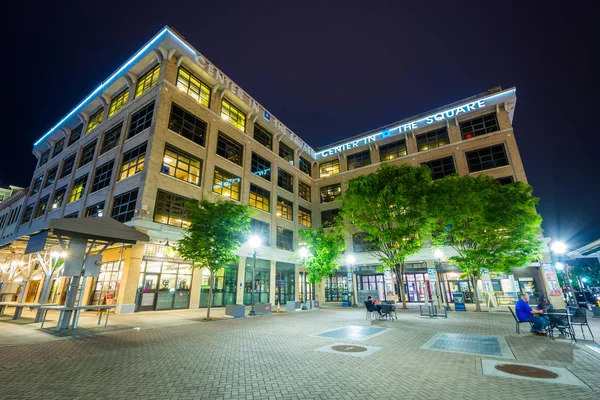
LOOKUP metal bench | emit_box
[37,305,116,330]
[0,302,52,320]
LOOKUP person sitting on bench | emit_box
[366,296,382,315]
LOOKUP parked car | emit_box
[573,290,599,308]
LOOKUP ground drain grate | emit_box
[495,364,558,379]
[331,345,368,353]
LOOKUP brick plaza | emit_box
[1,306,599,399]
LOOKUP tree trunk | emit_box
[206,270,214,320]
[471,274,482,312]
[394,262,408,310]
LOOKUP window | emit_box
[421,156,456,180]
[86,108,103,133]
[91,160,114,192]
[276,227,293,251]
[298,157,311,176]
[298,206,311,227]
[319,159,340,177]
[379,140,407,161]
[221,98,246,131]
[320,183,341,203]
[52,138,65,158]
[176,67,211,107]
[68,124,83,147]
[299,181,311,202]
[495,176,514,185]
[279,141,294,164]
[321,208,340,227]
[60,154,76,179]
[64,212,79,218]
[119,143,147,180]
[31,176,43,195]
[38,150,50,168]
[254,124,272,149]
[43,166,58,188]
[154,190,190,228]
[100,123,122,154]
[68,175,87,203]
[8,205,22,226]
[168,103,207,146]
[352,232,378,252]
[135,65,160,98]
[89,260,123,305]
[466,144,509,172]
[111,189,138,222]
[277,168,294,193]
[85,201,105,217]
[251,153,271,181]
[212,167,241,201]
[216,132,244,166]
[51,186,67,210]
[416,127,449,151]
[251,219,270,246]
[347,150,371,170]
[108,89,129,117]
[34,195,50,219]
[161,145,202,186]
[277,197,293,221]
[460,113,500,139]
[21,204,34,224]
[249,184,270,212]
[78,140,97,168]
[128,101,154,139]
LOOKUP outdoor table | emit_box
[543,310,575,339]
[37,305,116,331]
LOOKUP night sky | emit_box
[4,1,599,250]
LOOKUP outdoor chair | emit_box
[508,306,532,335]
[549,310,575,342]
[381,304,397,320]
[364,301,379,320]
[571,307,594,341]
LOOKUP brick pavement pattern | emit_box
[0,307,599,399]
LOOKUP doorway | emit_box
[138,273,158,311]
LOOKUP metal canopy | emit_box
[47,217,149,244]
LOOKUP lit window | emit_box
[216,132,244,166]
[78,140,97,168]
[51,186,67,210]
[119,143,147,180]
[168,103,207,146]
[319,159,340,177]
[135,65,160,98]
[421,157,456,180]
[416,127,449,151]
[320,184,341,203]
[221,99,246,131]
[128,101,154,139]
[68,175,88,203]
[379,140,407,161]
[249,184,270,212]
[100,123,122,155]
[108,89,129,117]
[34,195,50,219]
[299,181,311,202]
[91,160,114,192]
[347,150,371,170]
[251,219,270,246]
[161,145,202,186]
[212,167,241,201]
[111,189,138,222]
[153,190,191,228]
[277,168,293,193]
[299,206,312,227]
[251,153,271,181]
[254,124,272,149]
[176,67,211,107]
[277,197,293,221]
[31,176,43,195]
[86,108,104,133]
[85,201,105,217]
[460,113,500,139]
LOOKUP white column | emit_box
[236,257,246,305]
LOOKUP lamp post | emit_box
[551,241,574,307]
[299,247,309,310]
[346,254,358,307]
[248,235,261,316]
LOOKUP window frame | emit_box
[421,156,456,180]
[68,124,83,147]
[251,152,272,181]
[52,138,65,158]
[100,123,123,155]
[416,127,449,152]
[460,113,500,140]
[276,197,293,221]
[216,132,244,166]
[321,208,340,227]
[34,195,50,219]
[249,184,271,213]
[279,141,294,164]
[91,160,115,193]
[119,142,147,180]
[319,159,340,178]
[379,139,407,161]
[176,67,211,108]
[298,181,311,202]
[298,157,311,176]
[60,154,76,179]
[320,183,341,203]
[221,98,246,131]
[161,144,202,186]
[38,150,50,168]
[43,165,58,188]
[111,189,139,223]
[167,103,207,147]
[276,227,294,251]
[153,189,191,228]
[135,64,160,98]
[86,108,104,133]
[108,88,129,117]
[68,174,88,204]
[51,186,67,210]
[298,206,312,227]
[127,101,154,139]
[85,201,106,217]
[277,168,294,193]
[250,219,270,246]
[346,150,371,170]
[212,167,241,201]
[465,144,509,173]
[253,123,273,150]
[78,140,97,168]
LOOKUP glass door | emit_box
[138,274,158,311]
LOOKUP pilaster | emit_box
[236,256,246,304]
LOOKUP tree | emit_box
[340,163,432,309]
[177,199,252,320]
[430,175,542,311]
[570,258,600,287]
[298,224,345,284]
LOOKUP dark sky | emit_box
[4,1,599,249]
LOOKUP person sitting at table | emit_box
[516,294,548,336]
[366,296,382,315]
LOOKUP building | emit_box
[0,185,23,203]
[0,26,552,312]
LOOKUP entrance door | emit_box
[26,280,41,302]
[138,274,158,311]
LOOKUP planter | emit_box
[287,301,302,311]
[255,302,272,315]
[225,304,246,319]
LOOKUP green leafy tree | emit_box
[177,199,252,320]
[431,175,542,311]
[340,163,432,309]
[570,258,600,287]
[298,224,345,284]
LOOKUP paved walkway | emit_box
[0,306,599,399]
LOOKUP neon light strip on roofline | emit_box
[315,88,516,159]
[34,27,197,147]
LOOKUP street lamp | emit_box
[248,235,261,316]
[299,247,309,310]
[551,241,576,306]
[346,254,357,307]
[551,241,567,255]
